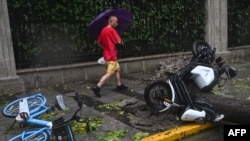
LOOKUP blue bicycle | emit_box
[2,93,83,141]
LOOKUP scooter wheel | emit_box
[144,80,173,111]
[192,40,215,64]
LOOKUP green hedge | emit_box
[8,0,206,68]
[228,0,250,47]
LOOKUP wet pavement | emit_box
[0,71,163,141]
[1,57,250,141]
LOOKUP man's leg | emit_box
[115,70,121,86]
[92,61,115,97]
[92,72,113,97]
[98,72,113,87]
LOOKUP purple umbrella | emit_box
[87,8,133,39]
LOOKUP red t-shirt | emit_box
[97,26,121,61]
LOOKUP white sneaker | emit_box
[214,114,224,122]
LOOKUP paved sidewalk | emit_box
[0,72,153,140]
[0,71,202,141]
[1,57,249,141]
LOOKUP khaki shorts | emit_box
[107,61,120,73]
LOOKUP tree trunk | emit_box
[200,93,250,124]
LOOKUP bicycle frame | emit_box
[15,96,53,128]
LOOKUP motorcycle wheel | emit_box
[144,80,173,111]
[192,40,215,64]
[192,40,212,57]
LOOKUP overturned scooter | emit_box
[144,40,237,123]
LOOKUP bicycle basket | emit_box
[52,117,75,141]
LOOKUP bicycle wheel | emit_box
[144,80,173,111]
[8,128,50,141]
[2,93,46,118]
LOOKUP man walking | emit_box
[92,16,128,97]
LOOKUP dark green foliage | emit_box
[228,0,250,47]
[7,0,207,68]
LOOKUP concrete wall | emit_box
[17,53,187,89]
[17,47,250,90]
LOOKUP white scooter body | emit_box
[190,65,215,89]
[181,65,216,121]
[162,65,215,121]
[181,109,206,121]
[181,66,215,121]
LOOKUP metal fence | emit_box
[7,0,250,69]
[228,0,250,47]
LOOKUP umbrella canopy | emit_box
[87,8,133,39]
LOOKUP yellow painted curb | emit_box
[141,122,213,141]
